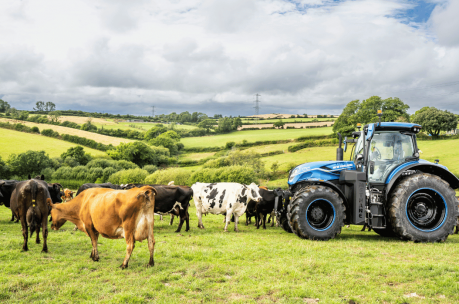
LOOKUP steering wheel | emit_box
[370,147,381,161]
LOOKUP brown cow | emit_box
[10,180,50,252]
[61,189,74,203]
[49,186,158,269]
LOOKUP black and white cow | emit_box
[192,182,262,232]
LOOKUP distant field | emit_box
[241,117,335,124]
[417,139,459,177]
[94,122,197,132]
[180,152,216,161]
[0,118,134,146]
[0,129,106,159]
[181,127,333,148]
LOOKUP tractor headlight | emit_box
[289,168,299,182]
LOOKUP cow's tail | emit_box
[27,180,41,237]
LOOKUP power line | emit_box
[151,106,155,117]
[254,94,261,124]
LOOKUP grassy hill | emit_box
[0,129,106,159]
[181,127,333,148]
[0,118,134,146]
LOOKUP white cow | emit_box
[192,182,262,232]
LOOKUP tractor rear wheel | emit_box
[287,185,346,241]
[388,173,458,243]
[278,210,292,233]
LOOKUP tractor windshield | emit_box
[368,132,415,183]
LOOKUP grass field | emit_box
[1,205,459,303]
[241,118,335,124]
[94,122,197,132]
[0,129,106,159]
[0,118,134,146]
[181,127,333,148]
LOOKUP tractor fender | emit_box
[290,180,349,206]
[385,163,459,200]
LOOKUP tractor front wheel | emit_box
[388,173,458,243]
[287,185,346,241]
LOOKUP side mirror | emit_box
[356,154,363,162]
[369,161,375,174]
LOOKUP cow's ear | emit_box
[41,175,45,180]
[28,174,31,180]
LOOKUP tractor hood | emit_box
[288,161,356,185]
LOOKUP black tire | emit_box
[287,185,346,241]
[388,173,458,243]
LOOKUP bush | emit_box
[50,180,85,190]
[41,129,59,137]
[145,168,191,186]
[7,150,51,178]
[143,165,158,174]
[0,156,9,179]
[203,158,230,168]
[108,141,170,167]
[61,146,92,165]
[189,166,257,184]
[225,141,236,149]
[63,157,80,167]
[108,168,149,185]
[31,126,39,133]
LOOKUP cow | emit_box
[122,184,193,232]
[61,189,74,202]
[192,182,262,232]
[10,179,50,252]
[0,180,20,221]
[48,186,158,269]
[254,188,283,229]
[75,182,121,196]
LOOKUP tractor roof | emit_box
[365,122,422,133]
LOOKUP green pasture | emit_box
[181,127,333,148]
[180,152,216,161]
[94,122,197,132]
[241,117,335,124]
[1,205,459,303]
[0,129,105,159]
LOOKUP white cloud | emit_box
[0,0,458,116]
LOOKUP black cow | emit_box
[254,188,283,229]
[75,183,122,196]
[124,184,193,233]
[0,180,20,221]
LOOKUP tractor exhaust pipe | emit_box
[336,133,343,161]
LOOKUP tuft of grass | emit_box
[1,205,459,303]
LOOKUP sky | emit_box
[1,0,458,116]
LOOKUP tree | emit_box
[45,102,56,111]
[303,113,308,118]
[107,141,170,167]
[0,99,10,113]
[232,117,243,130]
[60,146,92,165]
[332,99,360,136]
[34,101,45,111]
[273,120,285,129]
[271,161,279,174]
[412,107,458,137]
[149,130,181,155]
[217,117,233,133]
[7,150,51,178]
[144,124,168,140]
[198,119,215,132]
[49,110,62,123]
[0,156,9,179]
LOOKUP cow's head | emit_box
[48,183,63,204]
[48,199,66,230]
[247,183,262,203]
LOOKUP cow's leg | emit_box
[41,216,48,253]
[14,211,19,223]
[185,209,190,232]
[456,223,459,234]
[36,225,41,244]
[11,212,15,222]
[86,226,100,261]
[160,215,163,221]
[20,214,29,252]
[360,224,366,231]
[176,210,186,233]
[169,215,174,226]
[121,232,135,269]
[246,214,249,226]
[234,215,240,232]
[224,210,233,232]
[262,213,267,229]
[270,212,275,227]
[147,215,155,267]
[256,213,261,229]
[267,213,272,223]
[196,206,204,229]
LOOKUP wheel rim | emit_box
[306,199,335,231]
[405,188,447,232]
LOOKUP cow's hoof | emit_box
[263,227,266,230]
[36,240,41,244]
[120,264,128,269]
[22,247,28,252]
[41,249,48,253]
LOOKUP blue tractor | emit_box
[279,112,459,242]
